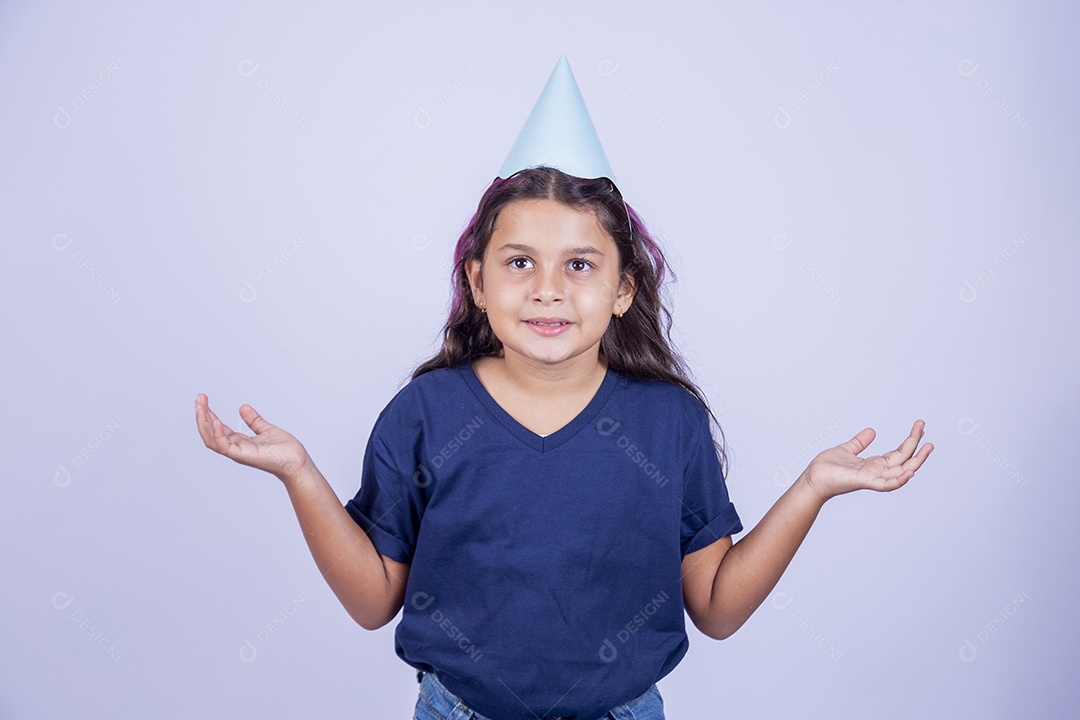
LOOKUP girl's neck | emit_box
[474,352,608,400]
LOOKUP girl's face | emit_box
[465,197,635,373]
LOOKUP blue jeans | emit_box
[412,670,665,720]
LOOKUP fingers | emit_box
[869,456,919,492]
[901,440,934,475]
[883,422,934,486]
[195,394,217,446]
[884,419,926,466]
[195,394,243,454]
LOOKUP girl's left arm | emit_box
[681,419,934,640]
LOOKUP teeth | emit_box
[531,321,565,326]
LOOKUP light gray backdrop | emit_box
[2,1,1077,718]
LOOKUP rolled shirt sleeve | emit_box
[679,404,742,557]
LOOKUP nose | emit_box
[531,262,565,304]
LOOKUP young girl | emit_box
[195,62,932,720]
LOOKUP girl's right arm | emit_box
[194,393,408,630]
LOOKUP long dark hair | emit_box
[412,166,728,472]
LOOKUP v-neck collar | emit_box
[456,360,620,453]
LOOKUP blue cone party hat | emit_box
[497,54,615,182]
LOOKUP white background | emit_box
[2,2,1077,718]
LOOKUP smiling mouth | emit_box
[526,320,570,326]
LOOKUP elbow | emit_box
[338,580,406,631]
[693,612,746,641]
[714,612,753,640]
[704,626,738,643]
[706,624,739,641]
[349,598,403,631]
[353,615,381,632]
[353,604,402,631]
[352,611,392,632]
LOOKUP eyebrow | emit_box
[494,242,605,256]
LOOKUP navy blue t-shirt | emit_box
[345,360,742,720]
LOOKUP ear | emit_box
[616,272,636,311]
[465,257,484,305]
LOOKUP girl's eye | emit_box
[510,257,532,269]
[569,259,592,272]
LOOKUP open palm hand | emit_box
[194,393,310,481]
[804,419,934,501]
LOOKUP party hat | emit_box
[497,54,615,182]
